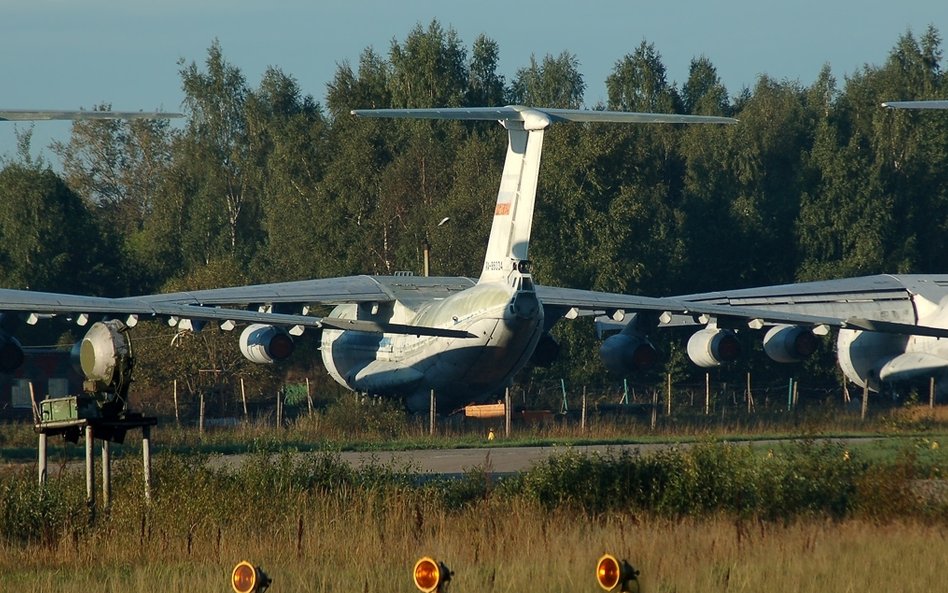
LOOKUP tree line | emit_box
[1,21,946,404]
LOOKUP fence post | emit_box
[102,440,111,511]
[666,373,672,416]
[705,372,710,415]
[505,387,512,437]
[581,386,587,433]
[142,425,152,501]
[930,377,935,409]
[429,389,436,436]
[199,391,205,435]
[240,378,248,419]
[173,379,180,426]
[306,377,314,416]
[276,389,283,427]
[861,381,870,421]
[650,389,658,430]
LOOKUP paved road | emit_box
[250,437,889,475]
[332,443,670,474]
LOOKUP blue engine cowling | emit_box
[599,333,658,374]
[763,325,818,363]
[0,333,24,373]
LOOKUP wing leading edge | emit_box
[0,286,473,339]
[535,284,948,339]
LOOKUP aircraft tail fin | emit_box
[351,106,736,283]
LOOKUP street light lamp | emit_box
[423,217,451,277]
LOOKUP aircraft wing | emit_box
[0,110,182,121]
[0,282,472,339]
[352,105,737,125]
[118,275,397,307]
[536,281,948,339]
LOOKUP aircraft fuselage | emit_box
[320,273,543,411]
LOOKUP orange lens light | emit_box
[232,561,257,593]
[414,557,441,593]
[597,554,621,591]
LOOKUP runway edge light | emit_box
[596,554,639,593]
[413,556,452,593]
[232,560,271,593]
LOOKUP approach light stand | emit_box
[35,320,157,520]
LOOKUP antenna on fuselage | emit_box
[351,106,736,284]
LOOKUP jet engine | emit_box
[599,333,658,374]
[239,324,295,364]
[687,327,741,368]
[0,333,24,373]
[762,325,819,363]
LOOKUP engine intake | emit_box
[600,333,658,374]
[687,327,741,368]
[240,324,295,364]
[0,333,24,373]
[763,325,818,363]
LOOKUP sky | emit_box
[2,0,946,164]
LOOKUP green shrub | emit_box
[0,469,86,545]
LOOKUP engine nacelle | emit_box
[600,333,658,374]
[0,333,24,373]
[240,324,294,364]
[763,325,819,363]
[687,327,741,368]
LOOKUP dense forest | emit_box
[1,22,946,408]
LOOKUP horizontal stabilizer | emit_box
[352,105,737,126]
[0,110,183,121]
[881,100,948,110]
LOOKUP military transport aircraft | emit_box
[643,99,948,396]
[3,105,948,412]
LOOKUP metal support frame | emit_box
[35,414,158,518]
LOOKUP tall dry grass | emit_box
[0,441,946,593]
[0,497,944,593]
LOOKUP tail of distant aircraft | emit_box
[351,106,736,284]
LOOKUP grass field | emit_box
[0,494,944,593]
[0,436,946,593]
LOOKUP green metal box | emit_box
[40,396,99,424]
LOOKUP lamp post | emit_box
[423,216,451,277]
